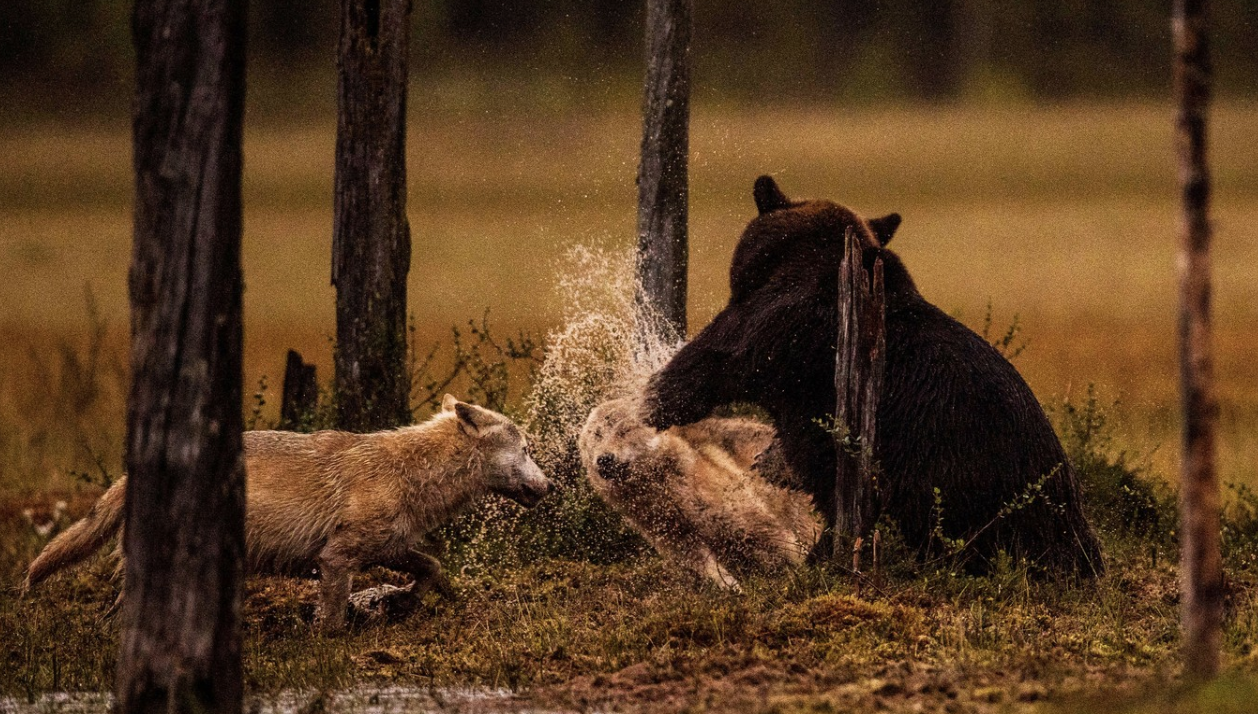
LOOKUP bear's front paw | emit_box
[638,394,674,430]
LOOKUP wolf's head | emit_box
[442,394,553,507]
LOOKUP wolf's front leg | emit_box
[678,546,740,592]
[316,548,356,633]
[388,549,454,600]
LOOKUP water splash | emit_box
[524,243,681,469]
[443,242,679,569]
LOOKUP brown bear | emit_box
[641,176,1103,576]
[579,398,819,590]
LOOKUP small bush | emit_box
[1052,385,1175,545]
[1222,482,1258,571]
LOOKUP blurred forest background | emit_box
[4,0,1258,114]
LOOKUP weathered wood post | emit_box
[118,0,247,710]
[279,349,319,430]
[1174,0,1223,682]
[636,0,692,338]
[332,0,413,431]
[833,228,886,563]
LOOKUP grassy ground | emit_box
[2,101,1258,710]
[4,496,1258,712]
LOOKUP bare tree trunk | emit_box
[1174,0,1223,682]
[118,0,247,711]
[833,228,885,560]
[279,349,319,430]
[636,0,691,337]
[333,0,412,432]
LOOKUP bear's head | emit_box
[730,176,901,303]
[640,176,914,432]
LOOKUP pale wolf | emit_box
[24,395,552,632]
[579,398,819,590]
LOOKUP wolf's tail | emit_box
[24,477,127,592]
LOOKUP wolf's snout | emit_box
[596,453,617,474]
[505,466,553,508]
[594,453,635,483]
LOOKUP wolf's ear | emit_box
[869,213,901,246]
[441,394,458,412]
[454,402,495,437]
[753,175,790,215]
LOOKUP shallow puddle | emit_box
[1,687,565,714]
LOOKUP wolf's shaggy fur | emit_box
[25,396,551,631]
[580,398,819,590]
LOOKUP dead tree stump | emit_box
[1174,0,1223,682]
[636,0,692,337]
[833,228,886,562]
[119,0,247,711]
[279,349,318,430]
[332,0,413,432]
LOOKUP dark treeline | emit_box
[5,0,1258,109]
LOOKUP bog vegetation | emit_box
[2,103,1258,711]
[4,247,1258,712]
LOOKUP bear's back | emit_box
[876,299,1100,571]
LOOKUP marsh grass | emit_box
[3,102,1258,710]
[2,309,1257,712]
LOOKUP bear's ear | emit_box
[869,213,901,246]
[753,175,791,215]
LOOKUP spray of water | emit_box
[524,243,681,469]
[443,242,682,568]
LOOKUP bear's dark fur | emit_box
[642,176,1103,576]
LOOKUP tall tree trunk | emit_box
[1174,0,1222,682]
[636,0,691,338]
[118,0,247,712]
[833,228,885,559]
[333,0,412,432]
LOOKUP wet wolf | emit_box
[580,398,819,590]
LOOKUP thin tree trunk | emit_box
[118,0,247,711]
[833,228,885,559]
[333,0,412,432]
[636,0,691,338]
[1174,0,1223,682]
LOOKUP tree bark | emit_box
[118,0,247,712]
[833,228,885,559]
[279,349,319,430]
[636,0,691,338]
[333,0,413,432]
[1174,0,1222,682]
